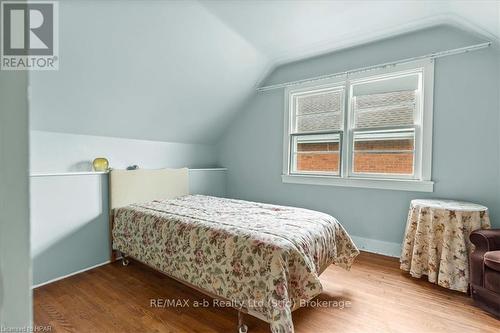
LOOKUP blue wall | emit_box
[0,69,32,327]
[31,169,227,286]
[30,130,225,286]
[217,25,500,253]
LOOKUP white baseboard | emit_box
[351,235,401,258]
[32,260,111,289]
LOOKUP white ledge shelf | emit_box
[30,168,228,178]
[282,174,434,192]
[30,171,109,177]
[189,168,227,171]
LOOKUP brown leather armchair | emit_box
[469,229,500,317]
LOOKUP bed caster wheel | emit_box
[122,258,129,266]
[237,310,247,333]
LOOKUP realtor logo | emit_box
[1,1,58,70]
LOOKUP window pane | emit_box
[296,112,342,132]
[354,103,414,129]
[352,72,420,130]
[292,133,340,174]
[355,90,415,109]
[352,130,414,175]
[297,90,342,115]
[294,88,344,133]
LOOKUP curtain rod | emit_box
[256,41,491,92]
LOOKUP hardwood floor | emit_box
[34,252,499,333]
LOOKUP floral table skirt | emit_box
[400,199,491,292]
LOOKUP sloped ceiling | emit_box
[30,0,500,144]
[30,0,267,144]
[202,0,500,64]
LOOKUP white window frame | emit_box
[282,59,434,192]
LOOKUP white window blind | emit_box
[353,90,416,129]
[352,73,419,130]
[294,88,344,133]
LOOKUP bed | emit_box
[109,168,359,333]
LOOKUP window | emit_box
[352,129,415,176]
[292,133,341,175]
[282,59,434,192]
[289,86,344,175]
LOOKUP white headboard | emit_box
[109,168,189,210]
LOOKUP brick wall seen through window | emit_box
[296,139,413,174]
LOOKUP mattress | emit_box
[112,194,359,333]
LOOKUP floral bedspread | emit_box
[112,195,359,332]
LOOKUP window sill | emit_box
[281,174,434,192]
